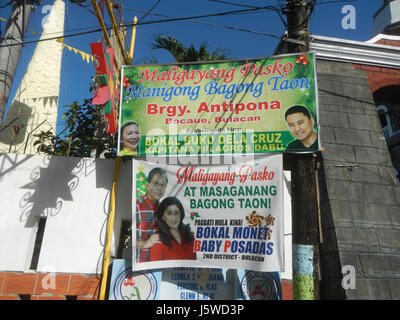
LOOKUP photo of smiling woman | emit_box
[150,196,196,262]
[119,121,141,156]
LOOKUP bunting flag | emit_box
[1,18,90,63]
[56,38,93,64]
[22,95,59,107]
[1,17,40,36]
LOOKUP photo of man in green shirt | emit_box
[284,105,318,152]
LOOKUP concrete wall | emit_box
[0,153,293,299]
[0,153,132,274]
[317,59,400,299]
[0,153,134,299]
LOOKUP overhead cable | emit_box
[138,0,161,22]
[123,6,283,39]
[0,5,284,48]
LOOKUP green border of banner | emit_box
[118,52,319,156]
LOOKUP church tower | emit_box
[0,0,65,155]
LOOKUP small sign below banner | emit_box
[108,259,161,300]
[160,267,237,300]
[108,260,281,300]
[237,270,281,300]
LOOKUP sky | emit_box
[0,0,384,134]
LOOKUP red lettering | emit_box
[283,62,294,76]
[272,58,283,76]
[262,64,273,76]
[193,240,201,252]
[137,69,157,83]
[197,102,209,113]
[238,164,253,183]
[176,166,194,184]
[240,63,255,76]
[270,100,280,109]
[147,104,158,115]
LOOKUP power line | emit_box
[298,0,317,30]
[0,27,101,49]
[0,0,358,46]
[315,0,356,4]
[2,0,343,50]
[5,1,290,43]
[69,0,96,17]
[0,1,12,9]
[207,0,271,9]
[207,0,289,27]
[138,0,161,22]
[123,6,283,39]
[0,5,285,49]
[129,5,280,23]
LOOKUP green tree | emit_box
[137,33,231,63]
[33,99,116,158]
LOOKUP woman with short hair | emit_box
[119,121,141,156]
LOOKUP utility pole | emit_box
[282,0,321,300]
[0,0,36,124]
[289,153,321,300]
[283,0,311,52]
[89,0,135,300]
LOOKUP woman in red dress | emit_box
[150,197,196,261]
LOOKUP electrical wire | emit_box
[206,0,288,27]
[298,0,317,29]
[0,1,12,9]
[315,0,356,4]
[0,5,286,48]
[1,0,345,49]
[69,0,96,16]
[206,0,319,30]
[138,0,161,22]
[207,0,268,9]
[123,6,283,39]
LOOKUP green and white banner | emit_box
[119,52,319,156]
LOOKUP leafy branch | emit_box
[33,99,116,158]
